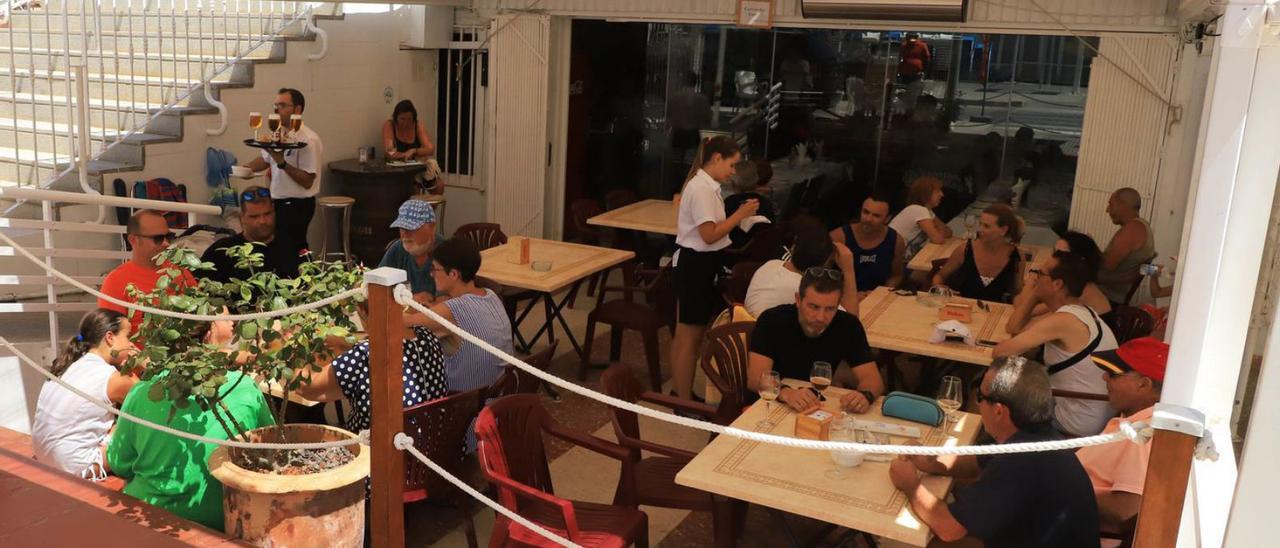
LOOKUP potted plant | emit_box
[125,244,368,546]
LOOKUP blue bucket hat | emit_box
[390,199,437,231]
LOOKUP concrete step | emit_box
[0,44,273,67]
[0,28,303,52]
[0,116,180,154]
[0,145,136,181]
[0,66,241,107]
[5,12,311,36]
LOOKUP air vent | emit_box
[800,0,967,22]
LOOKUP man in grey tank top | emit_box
[1097,188,1156,304]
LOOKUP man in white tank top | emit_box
[996,252,1118,436]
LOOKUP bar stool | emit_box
[317,195,355,262]
[412,193,446,229]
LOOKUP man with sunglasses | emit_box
[98,210,196,334]
[996,251,1118,437]
[747,268,883,414]
[239,88,323,248]
[889,357,1100,547]
[1078,337,1166,545]
[199,186,306,284]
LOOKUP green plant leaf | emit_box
[240,322,258,339]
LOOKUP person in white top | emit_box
[241,88,324,248]
[32,309,139,478]
[888,175,951,261]
[670,136,758,400]
[996,252,1118,436]
[744,218,858,318]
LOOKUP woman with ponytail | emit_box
[670,135,758,401]
[32,308,139,478]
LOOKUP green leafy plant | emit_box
[124,245,363,446]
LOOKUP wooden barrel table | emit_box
[327,159,426,265]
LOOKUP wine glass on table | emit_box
[248,111,262,141]
[810,361,832,402]
[937,375,963,426]
[757,371,781,428]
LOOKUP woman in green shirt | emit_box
[106,320,275,531]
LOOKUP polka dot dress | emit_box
[332,326,449,432]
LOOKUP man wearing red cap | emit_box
[1078,336,1168,544]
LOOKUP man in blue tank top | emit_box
[830,193,906,292]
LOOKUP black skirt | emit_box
[673,246,724,325]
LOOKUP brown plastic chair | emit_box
[1122,253,1158,304]
[453,222,508,251]
[604,188,639,211]
[475,395,649,548]
[402,389,484,548]
[698,321,756,424]
[568,198,605,246]
[485,342,560,400]
[578,265,674,390]
[600,364,737,546]
[1106,305,1154,344]
[720,260,763,307]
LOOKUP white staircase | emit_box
[0,0,332,193]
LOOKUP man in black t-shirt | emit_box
[748,268,884,413]
[199,186,306,283]
[888,357,1100,547]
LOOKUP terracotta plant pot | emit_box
[209,424,370,547]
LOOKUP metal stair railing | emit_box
[1,0,322,189]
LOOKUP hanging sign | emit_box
[737,0,774,29]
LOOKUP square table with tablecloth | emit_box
[858,286,1014,366]
[676,386,981,547]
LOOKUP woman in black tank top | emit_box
[382,100,435,161]
[933,204,1024,302]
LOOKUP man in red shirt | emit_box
[98,210,196,334]
[898,33,931,112]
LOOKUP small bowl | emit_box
[230,165,253,178]
[531,260,552,272]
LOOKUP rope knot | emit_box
[1118,420,1153,445]
[357,429,371,446]
[392,432,414,451]
[1194,435,1220,462]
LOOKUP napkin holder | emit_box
[794,406,835,440]
[938,302,973,323]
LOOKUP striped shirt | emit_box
[442,288,513,391]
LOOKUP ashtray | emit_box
[531,260,552,272]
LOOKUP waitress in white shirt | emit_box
[669,136,759,400]
[32,309,139,479]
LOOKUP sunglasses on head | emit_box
[805,267,843,281]
[133,232,172,244]
[240,188,271,204]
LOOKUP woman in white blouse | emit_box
[669,136,759,400]
[32,309,139,478]
[888,175,952,261]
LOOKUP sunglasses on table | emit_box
[805,267,844,281]
[241,187,271,204]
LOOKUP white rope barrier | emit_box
[0,337,365,450]
[0,232,365,322]
[393,286,1155,456]
[394,433,580,548]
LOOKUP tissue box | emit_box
[794,407,836,440]
[938,302,973,323]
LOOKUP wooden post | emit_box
[365,267,407,548]
[1132,404,1204,548]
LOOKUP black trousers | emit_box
[273,197,315,250]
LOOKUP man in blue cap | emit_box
[379,199,439,303]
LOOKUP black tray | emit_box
[243,138,308,152]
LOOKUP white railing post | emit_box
[41,198,58,358]
[73,63,106,223]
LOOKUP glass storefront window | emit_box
[584,22,1097,238]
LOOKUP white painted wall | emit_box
[109,8,445,244]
